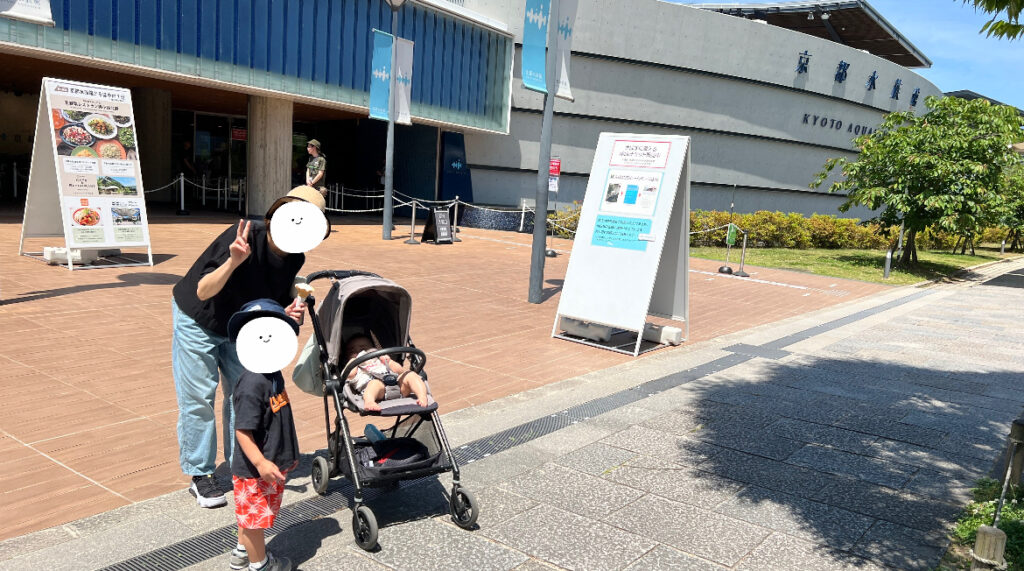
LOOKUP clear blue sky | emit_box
[676,1,1024,109]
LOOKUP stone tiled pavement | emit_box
[0,207,890,543]
[2,207,1022,570]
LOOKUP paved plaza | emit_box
[1,207,1022,570]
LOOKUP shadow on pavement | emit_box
[982,269,1024,289]
[611,356,1020,570]
[0,271,181,306]
[266,517,342,568]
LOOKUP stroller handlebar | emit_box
[305,269,380,283]
[338,346,427,388]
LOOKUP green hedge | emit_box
[689,210,889,249]
[548,204,1009,250]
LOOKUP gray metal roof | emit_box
[692,1,932,68]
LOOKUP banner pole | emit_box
[528,0,560,303]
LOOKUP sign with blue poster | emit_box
[592,215,653,252]
[369,30,394,121]
[554,133,691,356]
[522,0,551,93]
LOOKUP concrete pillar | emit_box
[247,95,293,217]
[132,88,173,202]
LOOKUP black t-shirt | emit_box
[231,371,300,479]
[172,220,305,336]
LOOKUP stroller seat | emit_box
[342,382,438,416]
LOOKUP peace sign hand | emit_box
[229,219,252,266]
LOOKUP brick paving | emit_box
[0,207,890,542]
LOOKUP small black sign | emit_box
[422,207,453,244]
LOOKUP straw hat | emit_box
[265,185,331,238]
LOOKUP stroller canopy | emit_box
[317,274,413,370]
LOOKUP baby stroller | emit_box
[300,270,478,551]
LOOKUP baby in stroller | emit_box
[344,333,429,411]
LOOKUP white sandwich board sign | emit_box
[19,77,152,270]
[552,133,690,356]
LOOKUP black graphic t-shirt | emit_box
[231,371,299,479]
[172,220,304,337]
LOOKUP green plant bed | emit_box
[940,478,1024,570]
[688,246,1013,285]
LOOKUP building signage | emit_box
[0,0,54,26]
[368,30,393,122]
[801,113,877,136]
[522,0,551,93]
[796,50,811,74]
[19,78,153,268]
[394,37,415,125]
[554,0,577,101]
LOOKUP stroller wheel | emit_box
[311,456,330,495]
[352,505,378,551]
[449,487,479,529]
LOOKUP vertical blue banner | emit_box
[522,0,550,94]
[369,29,394,121]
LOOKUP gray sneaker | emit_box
[255,553,292,571]
[229,547,248,570]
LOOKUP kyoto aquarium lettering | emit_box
[802,113,876,136]
[795,50,920,107]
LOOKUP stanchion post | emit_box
[972,525,1007,570]
[11,161,17,199]
[177,173,190,215]
[734,232,749,277]
[201,175,207,206]
[405,200,420,245]
[452,196,462,242]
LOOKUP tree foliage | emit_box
[1002,163,1024,250]
[812,95,1024,266]
[965,0,1024,39]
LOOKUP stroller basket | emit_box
[341,438,445,484]
[339,413,451,486]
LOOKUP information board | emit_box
[553,133,690,356]
[19,78,152,269]
[421,207,453,245]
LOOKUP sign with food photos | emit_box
[20,78,152,262]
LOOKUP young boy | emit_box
[344,334,429,411]
[226,298,303,571]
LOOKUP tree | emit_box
[1001,162,1024,251]
[965,0,1024,39]
[812,95,1024,267]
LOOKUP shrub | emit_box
[548,201,581,238]
[951,478,1024,570]
[560,205,1000,251]
[742,210,812,248]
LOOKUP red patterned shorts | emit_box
[233,473,288,529]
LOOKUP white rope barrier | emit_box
[689,223,733,235]
[324,199,414,215]
[142,175,183,194]
[457,201,531,214]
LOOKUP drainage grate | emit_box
[763,290,934,350]
[99,290,932,570]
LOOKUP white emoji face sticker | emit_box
[269,200,328,254]
[235,316,299,373]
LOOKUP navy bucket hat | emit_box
[227,298,300,342]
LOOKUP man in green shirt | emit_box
[305,139,327,198]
